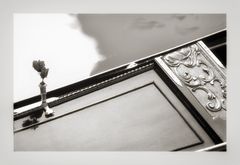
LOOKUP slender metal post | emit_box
[39,82,54,117]
[33,60,54,117]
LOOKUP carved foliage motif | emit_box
[163,44,226,114]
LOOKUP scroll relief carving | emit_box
[162,44,226,118]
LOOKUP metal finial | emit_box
[33,60,54,117]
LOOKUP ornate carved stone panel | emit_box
[156,41,226,119]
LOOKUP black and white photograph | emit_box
[13,14,226,151]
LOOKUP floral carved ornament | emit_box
[162,44,226,116]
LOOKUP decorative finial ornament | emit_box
[33,60,54,117]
